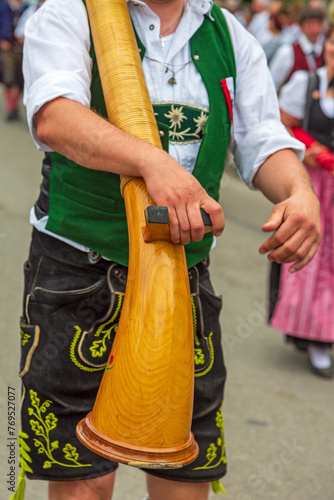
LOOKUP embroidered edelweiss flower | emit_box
[164,105,187,129]
[193,111,208,134]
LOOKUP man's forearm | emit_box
[253,149,315,204]
[35,96,167,178]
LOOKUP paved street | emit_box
[0,91,333,500]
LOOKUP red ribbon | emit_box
[221,79,234,141]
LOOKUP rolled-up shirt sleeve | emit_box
[23,0,92,151]
[225,11,304,188]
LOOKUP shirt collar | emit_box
[127,0,214,19]
[299,32,323,56]
[188,0,214,19]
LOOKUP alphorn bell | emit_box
[76,0,199,468]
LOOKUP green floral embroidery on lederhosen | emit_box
[18,431,33,476]
[153,102,209,144]
[193,405,226,471]
[70,294,123,372]
[190,294,215,378]
[8,430,33,500]
[27,389,91,470]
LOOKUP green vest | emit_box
[46,4,236,268]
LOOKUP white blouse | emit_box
[279,66,334,120]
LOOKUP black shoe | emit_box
[285,334,308,351]
[6,110,19,121]
[308,359,334,378]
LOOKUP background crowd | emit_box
[0,0,44,120]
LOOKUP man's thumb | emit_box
[261,208,283,232]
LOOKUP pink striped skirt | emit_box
[270,167,334,343]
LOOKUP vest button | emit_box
[88,250,101,264]
[194,54,200,61]
[114,268,122,278]
[159,130,165,137]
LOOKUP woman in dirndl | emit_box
[270,24,334,378]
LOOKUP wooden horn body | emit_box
[76,0,199,468]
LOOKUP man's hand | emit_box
[259,191,321,273]
[253,149,322,273]
[141,156,225,245]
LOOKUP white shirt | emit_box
[14,5,38,38]
[23,0,303,248]
[279,66,334,120]
[247,10,272,47]
[269,32,324,91]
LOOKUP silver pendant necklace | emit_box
[144,55,192,85]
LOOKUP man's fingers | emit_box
[265,226,306,261]
[259,207,285,254]
[168,201,224,245]
[202,202,225,237]
[187,205,205,242]
[169,206,193,245]
[263,215,321,272]
[168,207,181,244]
[178,207,191,245]
[266,230,312,263]
[288,241,320,273]
[279,235,314,264]
[260,220,298,255]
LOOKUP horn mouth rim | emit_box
[76,412,199,469]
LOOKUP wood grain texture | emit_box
[77,0,199,467]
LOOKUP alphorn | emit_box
[76,0,200,468]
